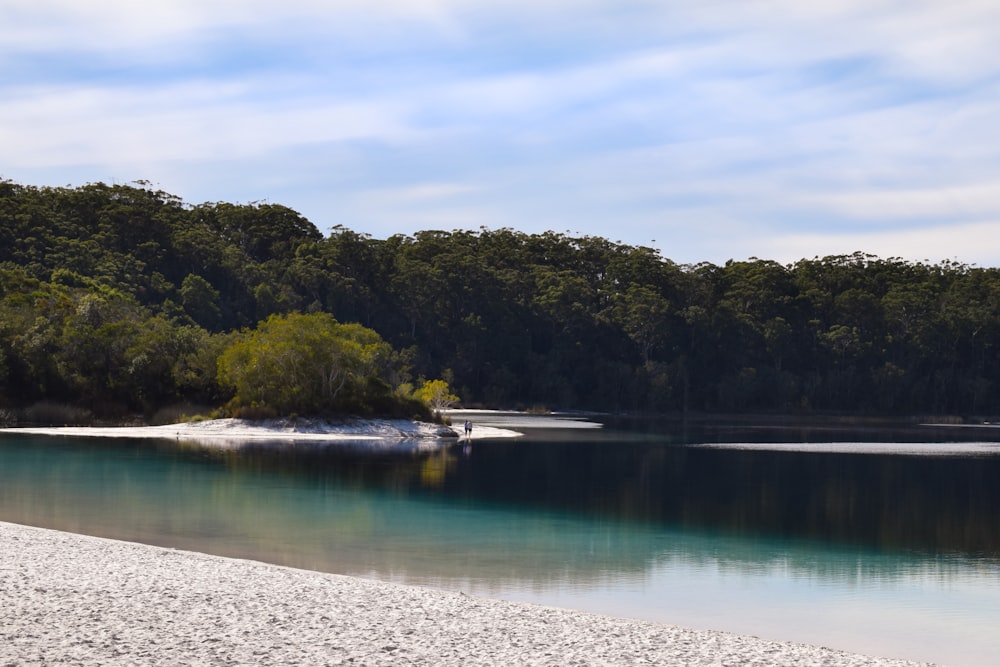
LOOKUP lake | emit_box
[2,412,999,665]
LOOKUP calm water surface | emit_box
[2,414,1000,666]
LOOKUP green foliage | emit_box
[216,312,397,416]
[413,379,460,413]
[180,274,222,329]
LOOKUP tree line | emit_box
[1,179,998,422]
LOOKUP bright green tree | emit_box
[414,379,460,414]
[216,312,393,415]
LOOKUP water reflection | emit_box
[3,423,1000,665]
[180,428,1000,559]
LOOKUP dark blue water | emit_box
[2,414,999,665]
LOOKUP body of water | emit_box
[2,413,999,665]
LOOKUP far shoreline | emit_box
[5,410,1000,455]
[0,415,523,448]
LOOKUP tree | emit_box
[414,379,460,414]
[180,274,222,329]
[603,285,670,364]
[216,312,395,415]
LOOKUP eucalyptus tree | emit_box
[216,312,403,416]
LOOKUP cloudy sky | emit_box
[4,0,1000,266]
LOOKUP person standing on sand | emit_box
[464,420,472,437]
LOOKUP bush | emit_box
[149,403,214,425]
[230,404,279,420]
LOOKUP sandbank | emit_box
[0,521,931,666]
[0,417,521,449]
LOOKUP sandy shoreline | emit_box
[1,521,932,666]
[0,416,521,449]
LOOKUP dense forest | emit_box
[1,179,998,423]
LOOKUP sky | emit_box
[3,0,1000,267]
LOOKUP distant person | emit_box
[464,420,472,437]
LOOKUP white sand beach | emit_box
[0,416,521,449]
[1,521,933,666]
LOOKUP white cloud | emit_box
[344,182,505,233]
[0,0,485,54]
[357,183,481,204]
[766,220,1000,266]
[792,185,1000,222]
[0,78,415,168]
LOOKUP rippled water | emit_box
[2,414,999,665]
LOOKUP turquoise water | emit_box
[2,417,1000,665]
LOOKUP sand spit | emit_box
[0,417,520,448]
[1,522,931,666]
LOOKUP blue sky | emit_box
[3,1,1000,266]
